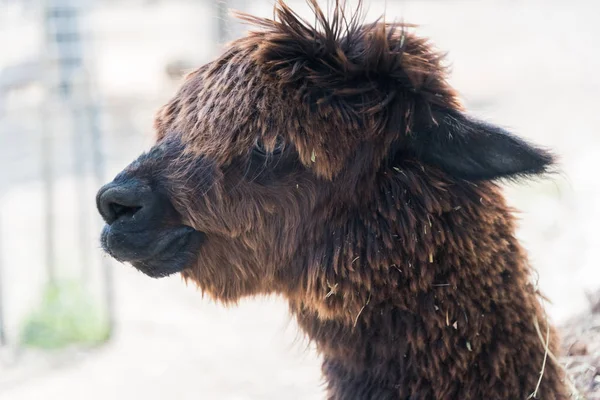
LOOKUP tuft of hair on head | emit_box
[235,0,461,116]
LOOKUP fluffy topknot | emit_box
[237,0,462,116]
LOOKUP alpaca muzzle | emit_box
[96,176,205,278]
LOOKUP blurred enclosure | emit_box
[0,0,599,399]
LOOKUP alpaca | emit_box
[96,1,570,398]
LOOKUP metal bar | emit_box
[216,0,247,44]
[216,0,229,44]
[0,210,6,346]
[41,107,56,285]
[48,0,91,282]
[73,106,91,282]
[88,101,115,336]
[42,0,58,286]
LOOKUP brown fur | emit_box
[105,1,569,398]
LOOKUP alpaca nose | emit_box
[96,180,152,225]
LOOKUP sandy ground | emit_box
[1,0,600,398]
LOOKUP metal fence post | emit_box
[43,0,114,335]
[88,100,115,336]
[44,0,91,283]
[0,210,6,347]
[216,0,246,44]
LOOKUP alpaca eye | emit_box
[254,136,285,157]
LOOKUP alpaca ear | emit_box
[407,110,555,181]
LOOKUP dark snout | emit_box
[97,180,152,225]
[96,177,205,278]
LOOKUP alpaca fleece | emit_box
[104,1,569,398]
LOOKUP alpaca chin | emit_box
[101,224,205,278]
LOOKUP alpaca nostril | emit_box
[97,182,148,225]
[110,202,142,221]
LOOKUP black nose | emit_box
[96,180,152,225]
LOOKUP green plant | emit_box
[20,281,110,349]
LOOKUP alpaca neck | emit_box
[291,263,568,399]
[287,180,568,399]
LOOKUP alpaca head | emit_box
[96,0,553,303]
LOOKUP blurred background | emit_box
[0,0,598,399]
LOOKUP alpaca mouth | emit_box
[100,224,205,278]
